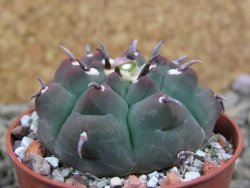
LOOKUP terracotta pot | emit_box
[6,109,243,188]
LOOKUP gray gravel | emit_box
[223,74,250,188]
[1,74,250,187]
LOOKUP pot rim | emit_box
[6,109,244,188]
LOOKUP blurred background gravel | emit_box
[0,0,250,187]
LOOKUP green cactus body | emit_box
[34,41,222,177]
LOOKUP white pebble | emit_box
[52,169,64,182]
[61,168,70,177]
[97,179,108,188]
[21,137,33,148]
[210,142,223,149]
[31,111,39,121]
[45,156,60,168]
[139,174,147,183]
[21,115,31,127]
[30,122,38,132]
[148,171,159,179]
[219,153,232,160]
[104,186,111,188]
[159,172,165,178]
[14,146,26,159]
[169,167,179,175]
[147,176,158,187]
[110,177,123,187]
[184,171,201,181]
[195,149,206,157]
[193,159,203,169]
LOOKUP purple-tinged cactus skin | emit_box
[34,40,223,177]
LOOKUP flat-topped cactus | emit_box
[33,40,223,177]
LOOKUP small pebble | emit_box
[110,177,123,187]
[163,172,181,186]
[31,111,38,121]
[52,169,64,182]
[123,175,146,188]
[61,168,71,177]
[20,115,31,127]
[89,185,99,188]
[97,179,108,188]
[23,155,51,176]
[13,140,22,150]
[202,160,219,175]
[147,176,158,188]
[169,167,179,175]
[193,159,203,170]
[14,146,26,159]
[11,126,29,139]
[25,140,46,158]
[148,171,159,179]
[159,172,165,178]
[210,142,223,149]
[139,174,147,183]
[195,149,206,157]
[45,156,60,168]
[218,153,232,160]
[184,171,201,181]
[217,134,226,147]
[65,176,87,188]
[21,136,33,148]
[30,122,38,132]
[27,131,37,139]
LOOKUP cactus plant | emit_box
[32,40,223,177]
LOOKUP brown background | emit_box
[1,0,250,103]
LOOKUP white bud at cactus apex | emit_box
[121,63,133,70]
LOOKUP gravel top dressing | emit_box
[11,111,234,188]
